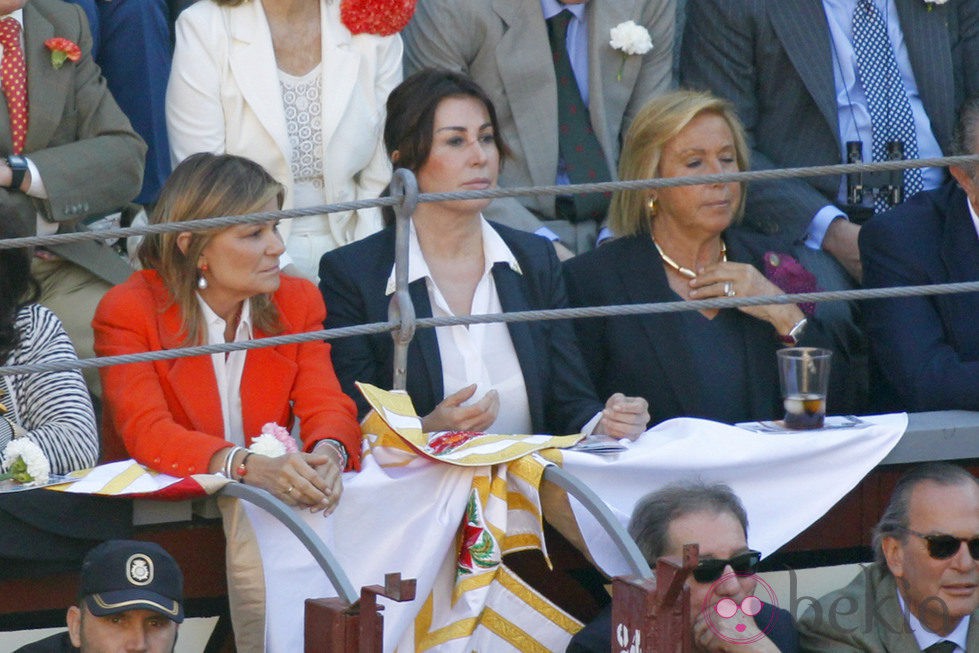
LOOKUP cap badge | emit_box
[127,554,154,586]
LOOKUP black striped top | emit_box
[1,304,98,474]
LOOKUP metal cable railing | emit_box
[3,281,978,377]
[0,154,976,250]
[1,155,977,378]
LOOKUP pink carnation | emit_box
[261,422,298,453]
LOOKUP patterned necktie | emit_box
[0,18,27,155]
[924,641,957,653]
[546,10,611,223]
[852,0,922,213]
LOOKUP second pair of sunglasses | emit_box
[692,550,762,584]
[897,526,979,560]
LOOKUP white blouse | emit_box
[197,295,253,446]
[386,219,533,434]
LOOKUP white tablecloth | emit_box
[562,413,908,576]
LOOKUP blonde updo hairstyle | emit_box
[609,90,750,237]
[138,153,286,344]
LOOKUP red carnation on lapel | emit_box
[44,37,81,69]
[340,0,416,36]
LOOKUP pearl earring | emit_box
[197,263,208,290]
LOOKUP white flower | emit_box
[249,433,288,457]
[609,21,653,56]
[2,438,50,485]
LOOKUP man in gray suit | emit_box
[800,462,979,651]
[0,0,145,394]
[402,0,674,256]
[680,0,979,283]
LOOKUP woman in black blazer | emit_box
[319,69,649,438]
[565,90,849,425]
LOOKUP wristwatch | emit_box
[5,154,27,190]
[778,317,808,346]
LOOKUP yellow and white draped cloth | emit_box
[235,395,906,652]
[234,384,584,652]
[49,458,230,498]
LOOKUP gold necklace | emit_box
[651,238,727,279]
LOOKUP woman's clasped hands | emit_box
[244,447,345,516]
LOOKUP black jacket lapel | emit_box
[492,261,545,432]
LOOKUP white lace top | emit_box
[279,64,325,198]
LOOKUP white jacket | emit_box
[167,0,402,256]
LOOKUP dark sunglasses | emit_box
[692,550,761,584]
[897,526,979,560]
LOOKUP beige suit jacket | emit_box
[799,562,979,652]
[403,0,675,233]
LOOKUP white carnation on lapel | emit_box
[609,21,653,56]
[609,21,652,80]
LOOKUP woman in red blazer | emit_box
[94,153,360,514]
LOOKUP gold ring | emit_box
[724,282,736,297]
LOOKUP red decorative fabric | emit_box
[340,0,416,36]
[0,18,28,154]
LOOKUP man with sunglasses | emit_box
[800,462,979,652]
[567,481,799,652]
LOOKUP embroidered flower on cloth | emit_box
[0,438,50,485]
[609,21,652,80]
[249,422,298,457]
[427,430,480,455]
[340,0,417,36]
[44,37,81,70]
[457,490,497,578]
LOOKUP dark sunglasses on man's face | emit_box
[897,526,979,560]
[691,550,762,584]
